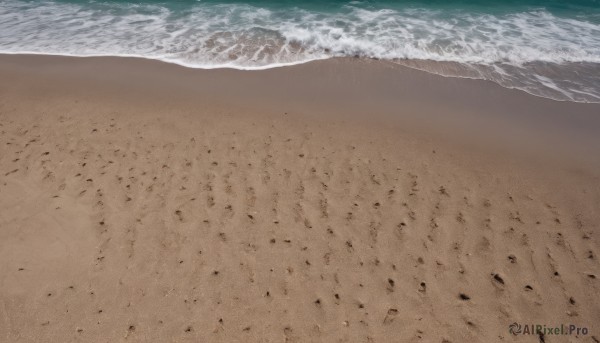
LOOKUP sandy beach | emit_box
[1,55,599,342]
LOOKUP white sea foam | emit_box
[0,0,599,102]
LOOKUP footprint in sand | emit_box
[386,278,395,293]
[383,308,399,325]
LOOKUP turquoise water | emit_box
[1,0,599,102]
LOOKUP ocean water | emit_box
[1,0,599,102]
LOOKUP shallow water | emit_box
[1,0,599,102]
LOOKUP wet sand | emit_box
[0,55,599,342]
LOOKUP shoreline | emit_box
[0,51,332,71]
[2,52,599,104]
[1,54,599,342]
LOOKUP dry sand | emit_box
[0,55,599,342]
